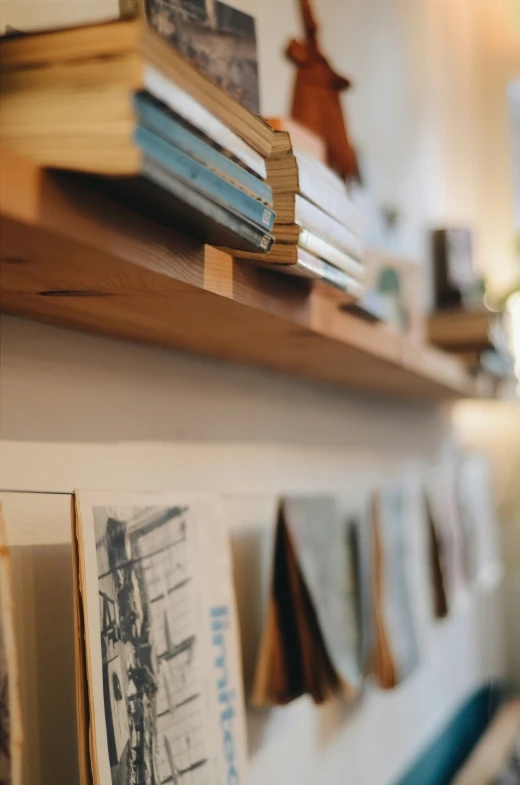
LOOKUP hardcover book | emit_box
[74,491,247,785]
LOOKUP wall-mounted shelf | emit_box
[428,308,493,353]
[0,148,477,400]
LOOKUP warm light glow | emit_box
[483,290,500,312]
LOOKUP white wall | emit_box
[452,400,520,687]
[0,316,506,785]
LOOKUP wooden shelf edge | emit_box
[0,148,478,401]
[428,308,493,352]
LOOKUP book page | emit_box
[0,1,124,35]
[283,496,362,694]
[378,485,420,683]
[0,492,78,785]
[0,504,23,785]
[427,465,468,597]
[75,490,247,785]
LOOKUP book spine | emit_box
[287,253,364,295]
[298,230,364,279]
[297,162,362,232]
[294,195,363,260]
[0,2,125,35]
[135,126,275,230]
[143,65,267,179]
[134,94,272,205]
[143,156,274,252]
[295,150,347,195]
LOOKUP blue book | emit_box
[134,93,272,206]
[133,125,275,231]
[82,159,274,253]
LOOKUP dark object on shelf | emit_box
[432,228,477,311]
[286,0,359,181]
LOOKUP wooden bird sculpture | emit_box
[286,0,360,181]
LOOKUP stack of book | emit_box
[0,19,275,252]
[230,127,365,300]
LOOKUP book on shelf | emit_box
[136,93,272,204]
[341,289,390,323]
[267,130,362,231]
[0,504,22,785]
[0,19,272,173]
[1,0,261,116]
[252,248,364,299]
[424,493,450,619]
[252,497,362,706]
[227,123,365,295]
[267,117,326,162]
[370,485,420,689]
[0,0,139,35]
[74,490,248,785]
[232,234,364,279]
[0,18,275,252]
[273,193,363,259]
[148,0,261,115]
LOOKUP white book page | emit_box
[75,490,247,785]
[144,65,266,179]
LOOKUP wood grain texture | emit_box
[0,149,477,400]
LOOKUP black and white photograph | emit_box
[148,0,261,113]
[94,503,208,784]
[76,492,248,785]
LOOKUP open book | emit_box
[252,496,363,706]
[74,491,247,785]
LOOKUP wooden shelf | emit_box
[0,148,478,400]
[428,309,493,353]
